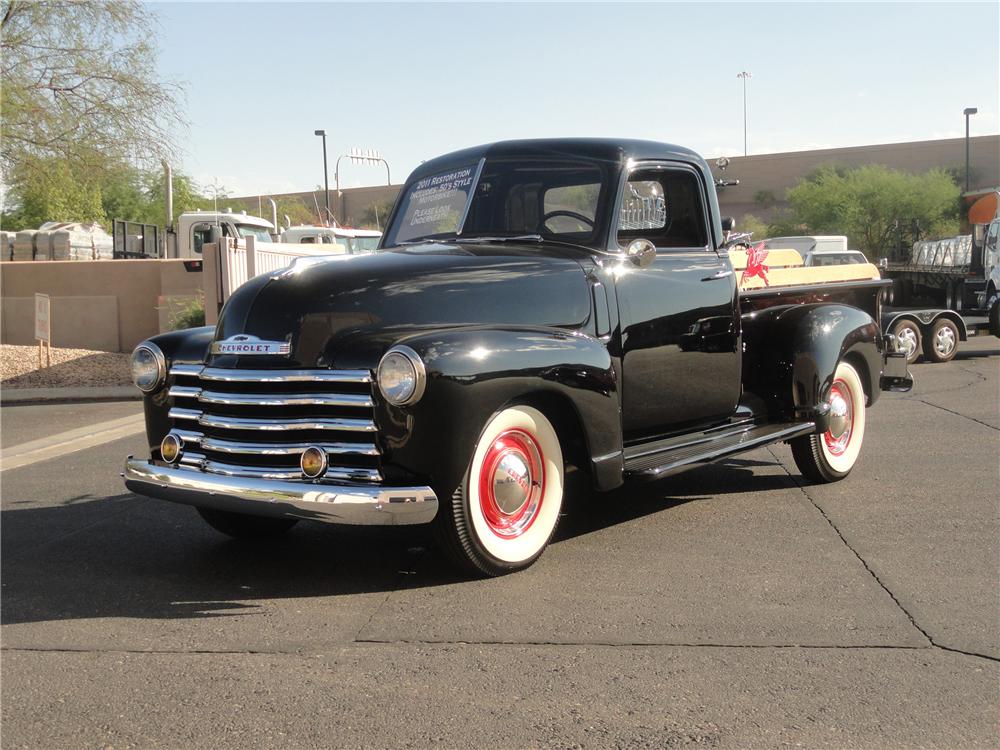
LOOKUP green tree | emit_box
[784,164,960,252]
[359,199,396,230]
[737,213,769,239]
[0,0,182,180]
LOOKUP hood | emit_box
[211,243,593,369]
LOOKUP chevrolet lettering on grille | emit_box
[209,335,291,356]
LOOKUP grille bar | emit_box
[197,413,376,432]
[200,436,379,456]
[194,367,371,384]
[168,386,372,408]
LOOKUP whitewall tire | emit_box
[791,361,867,483]
[435,405,564,576]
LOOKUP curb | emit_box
[1,386,140,405]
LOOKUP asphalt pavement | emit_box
[2,337,998,749]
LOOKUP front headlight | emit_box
[377,345,426,406]
[131,342,165,393]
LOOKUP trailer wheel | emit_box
[990,298,1000,338]
[890,319,922,365]
[922,318,959,363]
[791,361,866,483]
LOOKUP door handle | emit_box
[701,269,733,281]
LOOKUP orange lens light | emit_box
[160,433,182,463]
[300,446,327,478]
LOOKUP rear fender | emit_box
[741,304,881,430]
[378,327,621,495]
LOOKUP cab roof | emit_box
[409,138,708,183]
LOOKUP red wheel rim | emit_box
[478,429,545,538]
[823,379,854,456]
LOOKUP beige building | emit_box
[711,135,999,221]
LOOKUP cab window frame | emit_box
[610,161,712,254]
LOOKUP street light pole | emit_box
[737,72,752,157]
[314,129,330,225]
[963,107,978,193]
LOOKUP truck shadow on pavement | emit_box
[1,460,798,627]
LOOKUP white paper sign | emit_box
[34,293,50,342]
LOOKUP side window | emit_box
[191,223,213,254]
[987,220,999,251]
[300,236,316,244]
[618,168,708,249]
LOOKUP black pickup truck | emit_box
[124,138,911,576]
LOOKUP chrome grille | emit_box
[165,364,381,483]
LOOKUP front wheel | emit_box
[434,405,564,577]
[791,361,867,483]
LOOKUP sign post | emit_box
[34,293,51,368]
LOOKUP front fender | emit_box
[377,327,621,496]
[741,304,882,429]
[140,326,215,452]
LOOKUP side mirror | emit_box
[626,238,656,269]
[721,216,735,232]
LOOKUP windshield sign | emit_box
[387,164,478,245]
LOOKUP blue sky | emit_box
[153,1,1000,196]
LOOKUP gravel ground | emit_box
[0,345,131,389]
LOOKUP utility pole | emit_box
[314,129,330,224]
[737,71,753,157]
[963,107,978,192]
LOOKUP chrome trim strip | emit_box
[169,385,201,399]
[172,428,203,445]
[123,458,437,526]
[198,459,382,483]
[168,407,202,421]
[169,363,203,377]
[200,437,379,456]
[197,367,371,384]
[197,414,376,432]
[198,390,373,408]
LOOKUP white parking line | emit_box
[0,413,146,472]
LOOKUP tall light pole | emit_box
[963,107,978,192]
[737,72,752,157]
[314,129,330,225]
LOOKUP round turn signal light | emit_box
[300,446,328,479]
[160,433,182,463]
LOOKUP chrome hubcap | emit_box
[479,430,545,538]
[824,381,854,456]
[828,392,850,439]
[493,452,531,515]
[896,328,918,358]
[934,327,956,355]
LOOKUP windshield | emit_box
[236,225,272,242]
[351,236,380,253]
[384,158,611,248]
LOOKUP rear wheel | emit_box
[890,319,922,365]
[791,361,867,483]
[989,295,1000,338]
[922,318,959,363]
[197,507,298,539]
[434,405,564,577]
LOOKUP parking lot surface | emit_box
[2,338,998,748]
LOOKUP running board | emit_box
[624,422,815,480]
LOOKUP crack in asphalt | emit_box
[767,447,999,665]
[0,642,961,655]
[910,398,999,432]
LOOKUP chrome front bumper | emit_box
[123,457,439,526]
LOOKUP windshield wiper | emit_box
[456,234,543,244]
[395,237,460,246]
